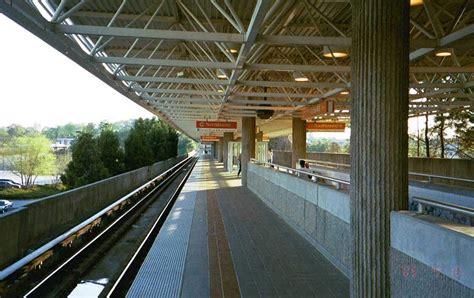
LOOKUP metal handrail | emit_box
[250,159,350,189]
[300,159,350,170]
[412,196,474,218]
[408,172,474,184]
[0,155,194,281]
[300,158,474,184]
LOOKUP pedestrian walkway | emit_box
[128,157,350,297]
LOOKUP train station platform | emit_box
[128,157,350,297]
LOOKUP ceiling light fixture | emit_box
[410,0,423,6]
[323,46,348,58]
[293,71,309,82]
[228,42,239,54]
[340,91,349,95]
[217,69,228,79]
[435,50,451,57]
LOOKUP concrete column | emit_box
[351,1,409,297]
[217,138,223,162]
[291,117,306,168]
[222,132,233,171]
[241,117,256,186]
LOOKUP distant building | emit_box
[52,138,74,152]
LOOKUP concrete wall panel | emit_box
[0,156,186,269]
[391,211,474,290]
[390,248,473,297]
[247,163,351,277]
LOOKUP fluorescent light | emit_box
[435,50,451,57]
[217,69,228,79]
[293,71,309,82]
[323,46,348,58]
[410,0,423,6]
[340,91,349,95]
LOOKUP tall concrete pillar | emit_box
[217,137,223,162]
[291,117,306,168]
[351,1,409,296]
[241,117,256,186]
[222,132,233,171]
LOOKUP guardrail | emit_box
[250,159,350,190]
[412,196,474,220]
[299,158,474,186]
[300,159,350,170]
[252,158,473,225]
[0,155,195,281]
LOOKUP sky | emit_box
[0,14,154,128]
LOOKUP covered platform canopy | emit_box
[1,0,472,139]
[1,1,473,296]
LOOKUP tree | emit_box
[124,119,155,170]
[61,133,109,188]
[8,135,56,187]
[449,109,473,157]
[178,133,197,155]
[54,152,71,183]
[124,118,179,170]
[98,124,124,176]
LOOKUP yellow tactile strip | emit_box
[207,188,241,298]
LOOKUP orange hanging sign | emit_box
[196,121,237,130]
[307,122,345,132]
[200,135,220,142]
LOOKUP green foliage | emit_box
[8,135,56,187]
[124,118,178,170]
[42,123,81,140]
[61,133,109,188]
[178,133,197,155]
[307,138,348,153]
[0,184,65,200]
[98,124,124,175]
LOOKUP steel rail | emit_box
[0,156,191,288]
[106,157,199,297]
[22,155,197,297]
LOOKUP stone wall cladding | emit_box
[247,163,351,277]
[390,248,474,297]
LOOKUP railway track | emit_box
[0,156,198,297]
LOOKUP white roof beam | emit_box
[409,24,474,61]
[101,57,473,73]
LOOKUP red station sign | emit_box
[307,122,346,132]
[196,121,237,130]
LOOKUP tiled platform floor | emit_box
[129,157,350,297]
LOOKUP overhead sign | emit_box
[307,122,345,132]
[196,121,237,131]
[301,101,334,119]
[200,135,220,142]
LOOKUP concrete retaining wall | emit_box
[273,151,473,187]
[390,211,474,296]
[247,163,352,277]
[0,156,186,269]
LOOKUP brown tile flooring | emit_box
[183,158,350,297]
